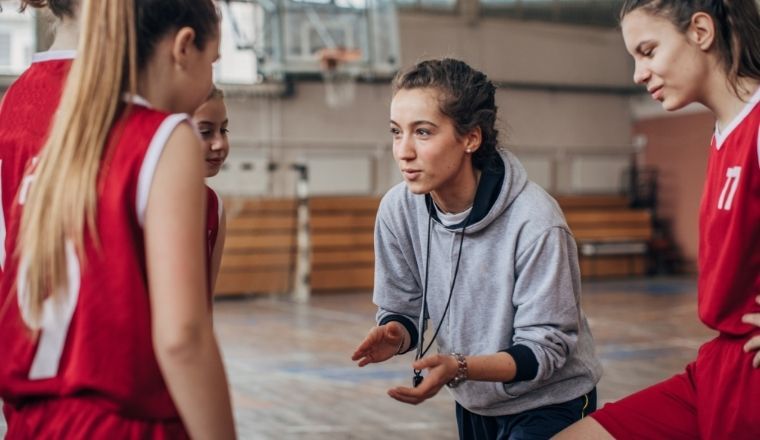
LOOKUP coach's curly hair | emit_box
[392,58,500,170]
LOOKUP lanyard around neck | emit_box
[413,197,469,385]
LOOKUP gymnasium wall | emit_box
[217,13,639,197]
[633,110,714,271]
[400,12,632,88]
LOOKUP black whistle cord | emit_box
[413,197,469,387]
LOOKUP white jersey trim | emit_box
[32,50,76,63]
[136,114,189,226]
[714,86,760,150]
[20,241,81,379]
[126,94,152,108]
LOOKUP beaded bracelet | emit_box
[446,352,468,388]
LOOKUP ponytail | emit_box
[621,0,760,97]
[719,0,760,95]
[17,0,137,328]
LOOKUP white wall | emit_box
[1,6,638,197]
[212,14,639,197]
[0,6,35,76]
[399,13,632,88]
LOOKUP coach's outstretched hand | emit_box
[352,321,408,367]
[742,295,760,368]
[387,354,458,405]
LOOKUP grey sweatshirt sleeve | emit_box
[372,208,422,351]
[511,226,582,383]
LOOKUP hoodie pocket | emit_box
[502,379,539,399]
[455,379,517,411]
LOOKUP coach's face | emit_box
[390,87,473,197]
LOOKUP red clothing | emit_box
[3,397,188,440]
[0,102,191,436]
[592,88,760,438]
[0,52,74,271]
[591,335,760,440]
[205,185,222,301]
[698,89,760,335]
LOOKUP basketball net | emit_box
[318,48,361,109]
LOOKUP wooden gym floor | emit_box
[0,276,715,439]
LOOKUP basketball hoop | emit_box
[318,48,361,109]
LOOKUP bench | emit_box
[561,204,653,277]
[309,196,380,292]
[215,194,653,296]
[215,197,297,296]
[555,194,630,211]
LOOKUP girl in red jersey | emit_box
[556,1,760,439]
[0,0,80,271]
[0,1,80,427]
[192,86,229,299]
[0,0,236,438]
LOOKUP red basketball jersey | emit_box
[0,51,74,271]
[698,87,760,335]
[0,102,191,427]
[205,185,222,300]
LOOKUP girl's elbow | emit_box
[154,321,208,362]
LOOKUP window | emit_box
[0,34,10,67]
[0,1,36,75]
[215,1,261,84]
[394,0,457,10]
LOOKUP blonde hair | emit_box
[18,0,137,328]
[17,0,219,328]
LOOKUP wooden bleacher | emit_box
[215,197,297,296]
[215,194,653,296]
[557,195,653,277]
[555,194,630,210]
[309,196,380,292]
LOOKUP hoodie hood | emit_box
[426,148,528,234]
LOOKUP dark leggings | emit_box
[456,388,597,440]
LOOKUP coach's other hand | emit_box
[742,295,760,368]
[352,321,408,367]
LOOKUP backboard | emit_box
[223,0,401,79]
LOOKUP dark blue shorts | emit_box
[455,388,596,440]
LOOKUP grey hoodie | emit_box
[373,149,602,416]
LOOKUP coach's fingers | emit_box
[743,334,760,368]
[351,326,384,361]
[742,312,760,327]
[387,385,435,405]
[352,325,402,366]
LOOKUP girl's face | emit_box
[193,97,229,177]
[621,9,712,111]
[390,87,474,196]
